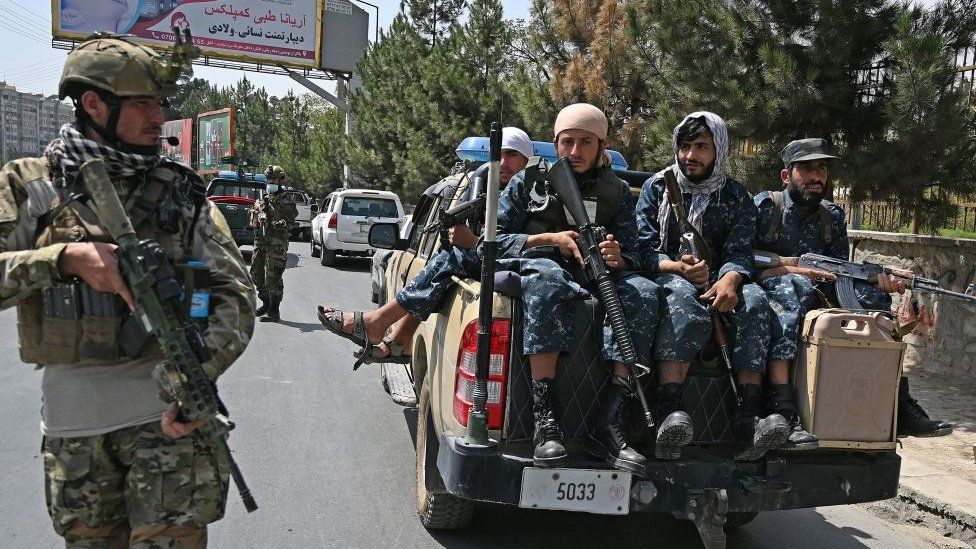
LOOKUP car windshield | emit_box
[209,180,263,199]
[341,197,398,218]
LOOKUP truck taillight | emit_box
[327,213,338,229]
[453,318,510,430]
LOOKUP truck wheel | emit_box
[724,512,758,530]
[321,247,337,267]
[416,381,474,529]
[310,237,320,258]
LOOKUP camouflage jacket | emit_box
[0,156,255,377]
[753,190,849,260]
[494,165,642,270]
[253,191,297,240]
[635,173,756,282]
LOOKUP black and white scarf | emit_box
[656,111,730,246]
[44,123,159,184]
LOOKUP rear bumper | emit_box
[324,232,374,255]
[436,433,900,514]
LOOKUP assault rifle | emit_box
[546,158,655,429]
[79,159,258,513]
[663,169,739,403]
[422,193,487,250]
[797,253,976,311]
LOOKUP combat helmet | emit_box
[59,30,198,153]
[265,165,287,180]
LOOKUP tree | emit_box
[401,0,466,47]
[272,93,344,196]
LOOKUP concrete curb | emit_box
[890,484,976,546]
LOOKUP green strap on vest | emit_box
[763,191,833,248]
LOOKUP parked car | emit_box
[310,188,404,267]
[365,137,901,549]
[282,189,314,241]
[206,171,267,247]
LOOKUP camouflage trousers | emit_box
[599,272,660,366]
[42,421,228,549]
[395,247,481,320]
[653,275,772,372]
[251,235,288,301]
[760,273,820,361]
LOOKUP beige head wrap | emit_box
[553,103,608,141]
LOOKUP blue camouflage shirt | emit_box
[493,165,642,270]
[753,190,849,260]
[635,173,756,282]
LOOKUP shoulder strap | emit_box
[763,191,785,245]
[818,201,833,246]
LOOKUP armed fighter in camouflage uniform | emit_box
[250,165,296,322]
[494,104,659,476]
[754,138,952,442]
[0,35,254,548]
[636,112,789,461]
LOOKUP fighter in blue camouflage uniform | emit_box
[636,112,789,461]
[494,104,659,475]
[754,138,952,441]
[317,127,534,368]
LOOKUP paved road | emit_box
[0,242,945,548]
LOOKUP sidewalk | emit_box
[888,366,976,546]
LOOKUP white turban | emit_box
[502,127,533,159]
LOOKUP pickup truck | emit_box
[205,170,267,247]
[367,140,901,549]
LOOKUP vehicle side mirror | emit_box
[310,203,319,213]
[369,223,406,250]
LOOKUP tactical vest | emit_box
[16,159,206,366]
[522,160,623,234]
[760,190,833,248]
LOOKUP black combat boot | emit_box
[897,376,953,437]
[255,294,269,317]
[531,378,568,467]
[588,381,648,476]
[653,382,694,460]
[734,384,790,461]
[768,384,818,451]
[259,299,280,322]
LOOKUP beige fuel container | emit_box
[794,309,906,450]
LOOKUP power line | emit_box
[0,4,49,30]
[0,20,49,44]
[1,58,63,78]
[0,7,50,41]
[0,0,49,23]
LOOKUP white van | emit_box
[310,188,405,266]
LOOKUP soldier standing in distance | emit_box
[251,165,297,322]
[0,34,254,547]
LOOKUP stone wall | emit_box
[848,230,976,381]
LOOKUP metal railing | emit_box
[836,199,976,234]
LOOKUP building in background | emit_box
[0,82,74,165]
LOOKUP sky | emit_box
[0,0,530,100]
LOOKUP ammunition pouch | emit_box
[17,263,212,365]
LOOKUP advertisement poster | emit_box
[197,108,234,174]
[53,1,322,68]
[161,118,193,165]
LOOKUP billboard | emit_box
[161,118,193,165]
[197,108,234,174]
[53,1,323,68]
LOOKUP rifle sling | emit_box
[663,168,712,264]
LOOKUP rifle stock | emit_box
[547,158,655,429]
[79,159,258,513]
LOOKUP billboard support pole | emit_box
[283,67,354,189]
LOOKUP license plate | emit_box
[519,468,631,515]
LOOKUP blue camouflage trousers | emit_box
[818,279,894,312]
[599,272,660,367]
[651,275,770,372]
[395,247,481,320]
[760,273,821,361]
[652,273,712,363]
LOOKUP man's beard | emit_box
[787,175,825,208]
[679,160,715,183]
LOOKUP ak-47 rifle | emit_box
[663,169,739,403]
[546,158,655,429]
[422,193,487,250]
[796,253,976,311]
[79,159,258,513]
